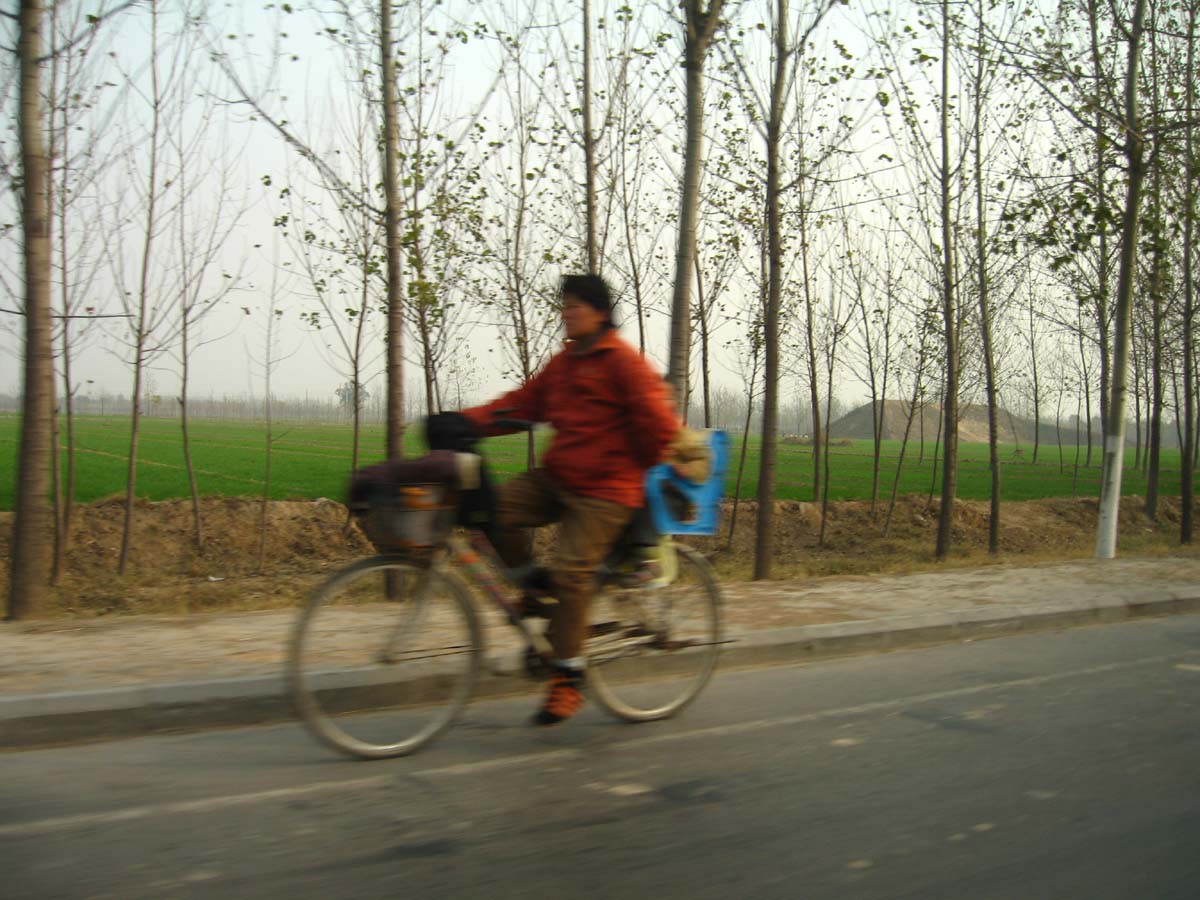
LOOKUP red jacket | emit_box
[462,328,679,507]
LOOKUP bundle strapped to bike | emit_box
[348,450,482,552]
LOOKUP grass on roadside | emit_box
[0,412,1192,510]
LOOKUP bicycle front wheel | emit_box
[288,557,482,759]
[587,543,722,722]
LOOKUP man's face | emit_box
[561,293,607,340]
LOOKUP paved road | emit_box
[4,615,1200,899]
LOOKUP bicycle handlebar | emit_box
[493,418,536,432]
[490,408,535,433]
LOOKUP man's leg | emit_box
[547,493,636,664]
[532,491,634,726]
[487,470,560,570]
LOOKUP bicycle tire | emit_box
[587,543,722,722]
[288,556,482,759]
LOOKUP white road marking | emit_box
[608,784,653,797]
[1174,663,1200,672]
[831,737,862,747]
[0,775,393,838]
[1,651,1193,838]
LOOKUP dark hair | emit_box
[560,273,614,323]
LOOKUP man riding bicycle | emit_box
[443,274,680,726]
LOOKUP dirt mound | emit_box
[0,497,373,615]
[0,494,1194,616]
[828,400,1064,445]
[692,494,1190,577]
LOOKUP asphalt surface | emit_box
[4,614,1200,900]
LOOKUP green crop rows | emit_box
[0,413,1188,511]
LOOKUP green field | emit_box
[0,413,1191,511]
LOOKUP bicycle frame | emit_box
[437,529,557,662]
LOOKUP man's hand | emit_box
[424,412,481,452]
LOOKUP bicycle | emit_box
[287,423,728,760]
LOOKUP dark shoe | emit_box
[532,669,585,726]
[516,594,553,619]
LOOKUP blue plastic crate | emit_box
[644,430,730,535]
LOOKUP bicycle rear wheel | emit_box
[587,543,722,722]
[288,557,481,759]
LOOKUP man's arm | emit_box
[459,359,553,435]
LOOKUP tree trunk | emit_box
[934,0,959,560]
[1095,0,1149,559]
[50,396,62,585]
[1145,209,1164,520]
[623,188,647,354]
[1073,393,1082,495]
[927,386,944,511]
[1182,2,1196,544]
[726,345,760,550]
[1055,382,1065,474]
[119,355,145,575]
[8,0,53,621]
[381,0,405,459]
[885,339,928,537]
[694,254,712,427]
[1089,0,1112,449]
[818,317,841,549]
[582,0,597,271]
[1027,271,1041,464]
[974,1,999,555]
[1132,331,1143,472]
[797,181,821,501]
[1144,11,1164,519]
[180,321,203,551]
[48,5,65,586]
[667,0,725,408]
[119,1,162,575]
[753,0,788,580]
[258,315,275,575]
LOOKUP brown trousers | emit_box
[489,469,635,661]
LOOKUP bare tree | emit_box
[933,0,961,559]
[722,0,836,577]
[1094,0,1150,557]
[846,221,898,518]
[475,16,570,429]
[251,296,293,574]
[581,0,598,270]
[380,0,405,457]
[884,302,936,536]
[666,0,726,406]
[7,0,54,618]
[171,15,247,550]
[109,0,188,574]
[45,0,124,581]
[1183,0,1197,544]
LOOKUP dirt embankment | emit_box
[0,494,1195,616]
